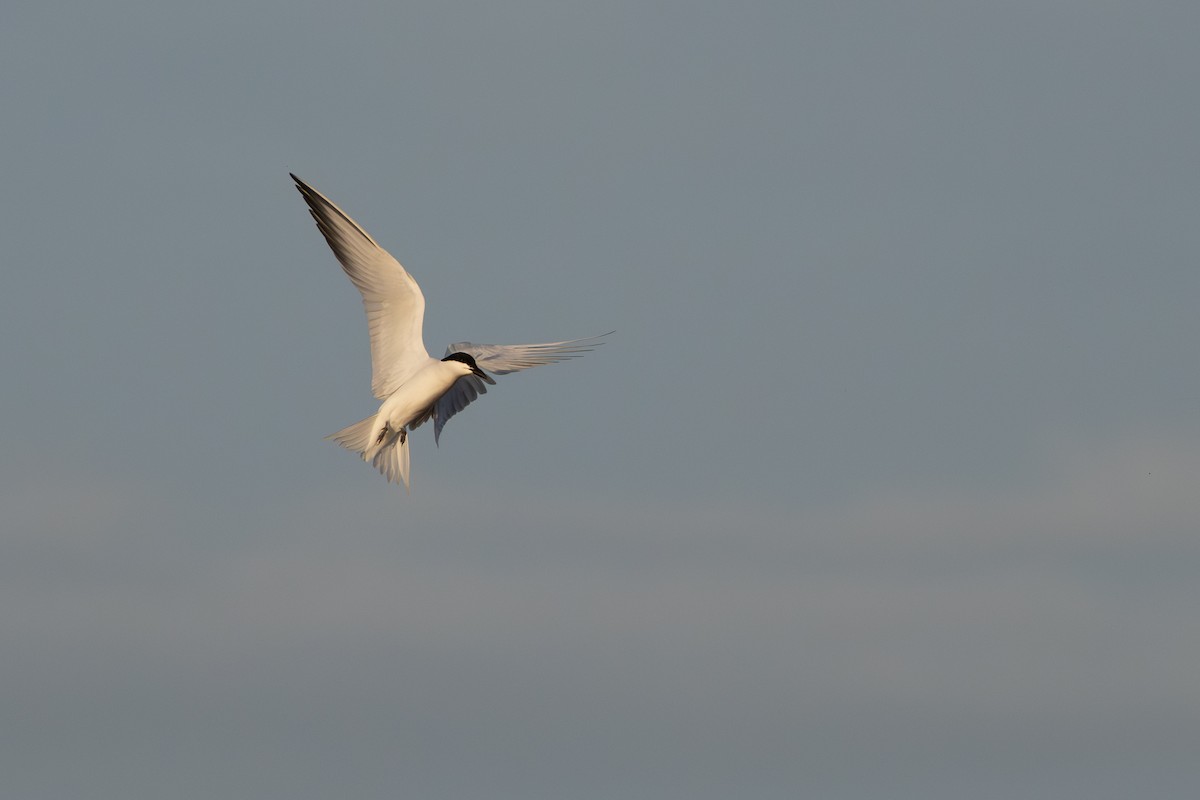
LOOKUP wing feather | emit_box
[430,333,610,442]
[292,174,430,399]
[444,333,611,375]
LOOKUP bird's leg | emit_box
[375,423,390,446]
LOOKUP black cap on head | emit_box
[443,351,495,383]
[442,351,478,368]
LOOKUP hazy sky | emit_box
[3,2,1198,798]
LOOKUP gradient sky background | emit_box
[3,2,1199,798]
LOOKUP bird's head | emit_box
[442,352,495,384]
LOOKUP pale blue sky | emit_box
[2,2,1199,798]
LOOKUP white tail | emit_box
[325,416,412,491]
[326,415,377,454]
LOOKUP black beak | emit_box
[473,366,496,385]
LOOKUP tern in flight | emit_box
[292,173,607,490]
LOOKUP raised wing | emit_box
[426,334,610,443]
[292,174,430,399]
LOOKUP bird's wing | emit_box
[427,334,610,443]
[411,374,491,446]
[292,174,430,399]
[444,333,611,375]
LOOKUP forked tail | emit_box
[325,416,412,491]
[326,415,377,454]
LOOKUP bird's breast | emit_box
[378,362,463,428]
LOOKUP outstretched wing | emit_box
[445,334,611,375]
[292,174,430,399]
[426,334,610,444]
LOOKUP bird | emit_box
[291,173,607,491]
